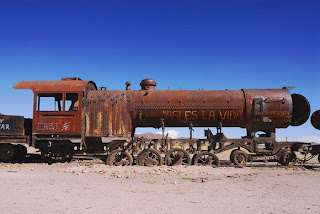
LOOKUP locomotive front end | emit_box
[243,90,310,134]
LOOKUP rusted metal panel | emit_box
[0,115,24,136]
[33,113,80,134]
[85,90,133,138]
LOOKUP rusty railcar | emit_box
[0,115,31,161]
[13,78,318,166]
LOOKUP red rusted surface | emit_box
[13,79,97,92]
[85,90,133,137]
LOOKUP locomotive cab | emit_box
[14,78,97,157]
[34,91,82,133]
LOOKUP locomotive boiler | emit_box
[85,79,309,138]
[11,77,317,166]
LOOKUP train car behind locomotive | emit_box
[0,114,31,161]
[12,77,318,166]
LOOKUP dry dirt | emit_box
[0,150,319,214]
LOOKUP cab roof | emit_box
[13,78,97,92]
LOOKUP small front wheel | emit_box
[229,149,239,164]
[278,150,296,166]
[232,150,248,167]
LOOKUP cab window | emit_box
[65,93,79,111]
[37,93,63,111]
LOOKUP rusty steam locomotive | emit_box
[0,77,319,166]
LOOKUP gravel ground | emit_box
[0,150,320,214]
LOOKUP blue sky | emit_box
[0,0,319,141]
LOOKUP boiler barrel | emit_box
[132,89,309,130]
[85,88,310,138]
[133,90,245,128]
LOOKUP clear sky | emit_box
[0,0,319,141]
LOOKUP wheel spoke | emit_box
[199,157,205,163]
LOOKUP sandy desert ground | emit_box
[0,149,319,214]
